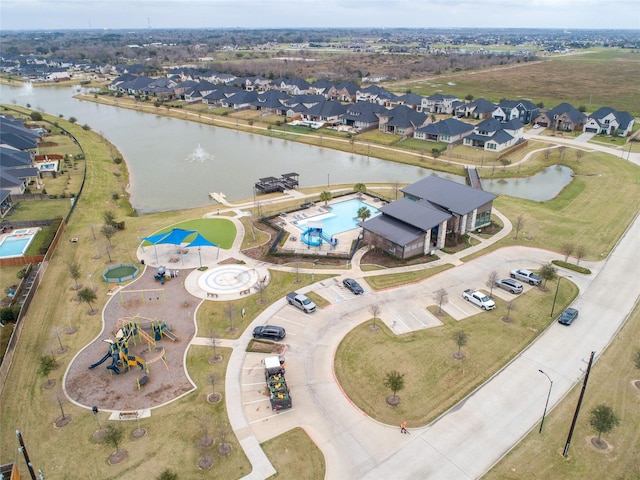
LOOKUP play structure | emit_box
[88,316,177,379]
[301,221,338,248]
[102,263,140,283]
[154,265,178,285]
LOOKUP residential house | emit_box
[378,105,428,136]
[390,92,425,111]
[0,170,26,195]
[300,99,347,126]
[251,90,291,114]
[360,175,497,259]
[463,117,524,152]
[454,98,496,119]
[492,99,539,124]
[356,85,397,106]
[202,85,242,106]
[534,103,586,131]
[273,77,311,96]
[341,102,387,131]
[220,90,259,110]
[414,118,474,143]
[309,80,335,96]
[421,94,459,114]
[583,107,635,137]
[0,116,40,150]
[0,189,14,218]
[327,82,359,102]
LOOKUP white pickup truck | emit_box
[462,289,496,310]
[286,292,317,313]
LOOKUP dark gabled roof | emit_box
[0,169,23,188]
[282,94,325,107]
[475,117,504,133]
[0,132,38,150]
[380,197,451,231]
[282,77,310,90]
[203,85,242,101]
[303,99,347,117]
[6,166,39,178]
[486,130,514,145]
[381,105,427,128]
[360,214,426,246]
[426,93,458,102]
[223,90,258,105]
[395,92,424,106]
[416,118,474,136]
[502,119,524,130]
[310,79,334,90]
[401,175,497,216]
[0,146,32,167]
[465,98,497,114]
[498,99,538,111]
[122,76,154,91]
[0,189,11,203]
[343,102,387,123]
[334,82,359,94]
[253,90,291,108]
[546,103,586,124]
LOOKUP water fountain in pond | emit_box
[187,144,214,163]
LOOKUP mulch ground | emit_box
[65,267,198,411]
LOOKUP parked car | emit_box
[343,278,364,295]
[253,325,286,341]
[510,269,542,286]
[557,308,579,326]
[495,278,523,294]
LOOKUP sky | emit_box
[1,0,639,31]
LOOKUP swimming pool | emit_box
[294,198,381,243]
[0,232,37,258]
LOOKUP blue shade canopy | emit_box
[186,233,217,248]
[143,228,196,245]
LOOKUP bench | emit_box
[108,285,119,293]
[239,289,251,296]
[207,292,218,299]
[136,375,149,390]
[118,411,139,420]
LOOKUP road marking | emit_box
[249,408,296,424]
[274,316,305,327]
[408,310,427,327]
[242,382,267,387]
[394,314,410,332]
[243,398,269,405]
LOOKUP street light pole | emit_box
[550,275,571,318]
[538,369,553,433]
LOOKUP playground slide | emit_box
[88,352,112,370]
[162,327,179,342]
[107,354,121,375]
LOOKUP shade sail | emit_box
[186,233,217,248]
[144,228,196,245]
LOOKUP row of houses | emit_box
[0,116,51,218]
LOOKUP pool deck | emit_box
[276,194,382,256]
[0,227,40,259]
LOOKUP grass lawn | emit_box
[485,303,640,480]
[335,280,578,427]
[365,264,453,290]
[6,198,71,221]
[142,218,237,249]
[262,427,326,480]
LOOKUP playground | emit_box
[65,266,198,411]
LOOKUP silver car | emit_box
[495,278,524,294]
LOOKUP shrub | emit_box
[0,306,21,324]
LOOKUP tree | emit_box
[101,224,116,247]
[634,348,640,371]
[452,330,468,357]
[433,288,448,315]
[383,370,405,404]
[30,111,43,121]
[224,302,235,331]
[103,210,116,226]
[78,287,97,313]
[157,469,179,480]
[539,263,557,289]
[38,354,57,385]
[499,158,511,170]
[575,245,587,266]
[104,424,125,453]
[504,300,516,322]
[319,190,332,206]
[486,271,498,298]
[514,214,525,240]
[357,206,371,223]
[589,404,620,445]
[353,183,367,197]
[369,304,380,330]
[561,242,575,263]
[68,116,77,124]
[68,262,81,290]
[575,149,584,163]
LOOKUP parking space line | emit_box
[242,381,266,387]
[448,301,472,316]
[273,316,305,327]
[248,408,296,424]
[394,314,410,332]
[408,310,427,327]
[243,398,269,405]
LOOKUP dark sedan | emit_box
[252,325,286,340]
[558,308,579,326]
[343,278,364,295]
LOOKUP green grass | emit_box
[263,427,326,479]
[366,264,453,290]
[335,280,578,427]
[5,198,71,221]
[143,218,237,249]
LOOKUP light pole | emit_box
[88,273,93,291]
[538,369,553,433]
[550,274,571,318]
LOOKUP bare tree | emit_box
[558,145,567,161]
[575,245,587,266]
[197,414,213,449]
[486,271,498,298]
[208,329,221,363]
[222,302,235,332]
[68,262,82,290]
[294,257,302,284]
[575,149,584,163]
[561,242,575,262]
[504,300,516,322]
[433,288,448,315]
[369,304,380,330]
[514,214,525,240]
[217,421,233,456]
[255,277,268,303]
[101,224,116,247]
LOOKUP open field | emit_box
[485,302,640,480]
[387,49,640,116]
